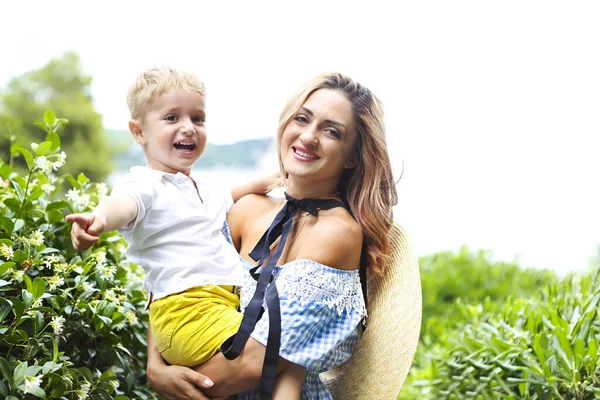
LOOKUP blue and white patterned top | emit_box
[222,223,366,400]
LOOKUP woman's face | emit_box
[280,88,357,185]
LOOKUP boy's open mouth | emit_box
[174,142,196,151]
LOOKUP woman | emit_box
[147,72,398,399]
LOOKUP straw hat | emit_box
[321,223,422,399]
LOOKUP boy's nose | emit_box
[179,119,195,135]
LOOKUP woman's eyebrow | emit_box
[300,106,347,130]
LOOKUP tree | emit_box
[0,52,112,182]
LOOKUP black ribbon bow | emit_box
[220,192,345,399]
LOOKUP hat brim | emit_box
[322,223,422,399]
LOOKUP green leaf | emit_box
[0,379,7,397]
[33,141,52,157]
[13,219,25,232]
[0,262,15,275]
[32,277,46,299]
[77,173,89,185]
[0,216,14,234]
[34,122,49,133]
[22,289,34,308]
[47,372,67,398]
[0,357,11,385]
[589,339,598,368]
[45,131,60,152]
[99,370,116,383]
[532,334,546,364]
[43,110,56,127]
[18,385,46,398]
[0,298,12,323]
[46,200,71,212]
[14,147,34,170]
[52,336,58,362]
[23,274,33,294]
[13,361,27,384]
[13,249,27,263]
[0,162,11,179]
[10,179,25,202]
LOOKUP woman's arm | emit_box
[147,326,222,400]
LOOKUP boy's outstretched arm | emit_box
[65,195,138,251]
[231,171,280,203]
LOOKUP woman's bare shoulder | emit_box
[231,194,282,216]
[296,208,363,271]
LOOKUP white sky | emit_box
[1,1,599,274]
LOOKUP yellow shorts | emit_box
[148,285,243,367]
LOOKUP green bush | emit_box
[0,111,157,399]
[419,246,558,341]
[419,271,600,399]
[400,247,600,400]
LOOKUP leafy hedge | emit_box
[400,249,600,399]
[0,112,157,399]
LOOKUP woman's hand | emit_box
[147,325,227,400]
[147,362,225,400]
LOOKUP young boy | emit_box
[66,67,303,399]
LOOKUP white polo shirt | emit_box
[112,166,244,300]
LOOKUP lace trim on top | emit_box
[239,257,366,317]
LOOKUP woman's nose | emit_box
[299,124,318,146]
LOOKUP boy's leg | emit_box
[272,362,306,400]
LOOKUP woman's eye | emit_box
[165,115,178,122]
[295,115,309,124]
[326,129,341,139]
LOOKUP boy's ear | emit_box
[129,120,145,145]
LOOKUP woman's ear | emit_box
[129,120,145,145]
[344,156,357,169]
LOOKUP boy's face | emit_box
[129,89,207,175]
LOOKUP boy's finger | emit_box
[65,214,92,226]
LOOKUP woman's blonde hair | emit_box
[126,66,205,121]
[275,73,398,274]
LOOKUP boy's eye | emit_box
[192,116,205,124]
[165,115,178,122]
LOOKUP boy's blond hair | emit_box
[127,67,206,121]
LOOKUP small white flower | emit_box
[0,243,14,260]
[23,375,43,394]
[47,275,65,291]
[66,188,81,203]
[54,263,69,273]
[32,298,43,308]
[96,182,108,198]
[113,321,126,331]
[126,310,138,326]
[80,379,92,394]
[12,270,24,283]
[80,281,93,291]
[43,259,53,269]
[97,263,116,281]
[110,379,119,391]
[95,250,107,264]
[35,156,54,174]
[59,151,67,163]
[103,289,119,305]
[50,315,66,334]
[30,230,44,246]
[41,183,56,194]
